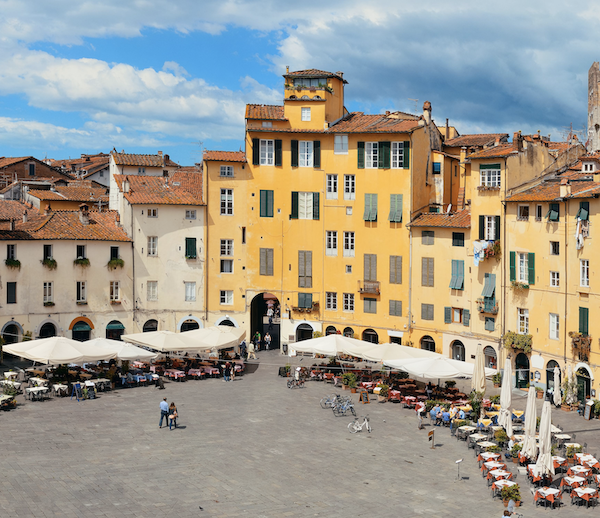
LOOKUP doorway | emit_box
[515,353,529,389]
[576,367,591,403]
[2,323,20,344]
[296,323,313,342]
[250,293,280,349]
[420,335,435,352]
[546,360,560,397]
[362,329,378,343]
[72,321,91,342]
[106,320,125,340]
[181,319,200,332]
[143,319,158,332]
[451,340,465,361]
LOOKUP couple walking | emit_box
[159,397,178,429]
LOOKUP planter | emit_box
[342,384,349,391]
[503,500,520,507]
[512,457,518,464]
[493,383,500,388]
[561,404,571,412]
[378,395,387,403]
[350,387,357,393]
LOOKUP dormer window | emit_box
[262,121,272,128]
[300,95,310,100]
[583,162,595,172]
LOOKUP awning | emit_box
[106,321,125,331]
[73,321,91,332]
[481,273,496,297]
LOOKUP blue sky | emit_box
[0,0,598,165]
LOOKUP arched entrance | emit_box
[72,321,91,342]
[515,353,529,389]
[483,346,497,369]
[421,335,435,352]
[546,360,560,398]
[343,327,354,338]
[362,329,378,343]
[250,292,280,350]
[106,320,125,340]
[1,322,21,344]
[39,322,57,338]
[325,325,337,335]
[180,319,200,332]
[577,367,591,403]
[219,320,235,327]
[451,340,465,361]
[143,319,158,332]
[296,323,313,342]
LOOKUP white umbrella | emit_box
[471,344,486,393]
[384,356,496,379]
[521,387,538,460]
[121,331,191,352]
[3,337,117,365]
[498,358,513,437]
[177,326,246,351]
[84,338,157,361]
[534,401,554,478]
[290,334,370,356]
[553,366,561,407]
[351,342,439,363]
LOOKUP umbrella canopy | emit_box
[353,342,439,363]
[290,334,371,356]
[534,401,554,477]
[498,358,513,437]
[84,338,157,361]
[384,356,496,380]
[3,337,117,365]
[521,387,538,460]
[121,331,191,352]
[177,326,246,351]
[471,344,486,393]
[553,366,562,407]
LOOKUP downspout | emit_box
[564,198,568,364]
[204,161,209,327]
[407,132,414,340]
[130,201,136,331]
[501,157,508,365]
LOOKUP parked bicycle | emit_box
[348,415,371,434]
[332,397,356,417]
[287,378,305,389]
[320,394,350,409]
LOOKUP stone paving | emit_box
[1,352,600,517]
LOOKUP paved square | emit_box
[1,353,600,517]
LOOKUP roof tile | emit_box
[444,133,509,147]
[506,181,600,202]
[114,173,204,205]
[409,210,471,228]
[245,105,286,120]
[111,151,179,168]
[203,150,246,163]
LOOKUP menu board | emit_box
[584,401,593,420]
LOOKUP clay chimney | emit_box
[422,101,432,125]
[123,179,130,193]
[44,204,51,216]
[560,178,572,198]
[513,132,523,152]
[9,219,15,231]
[79,203,89,225]
[22,210,27,223]
[495,137,500,147]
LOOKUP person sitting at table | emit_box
[168,402,178,429]
[429,405,438,422]
[458,408,466,420]
[435,408,444,426]
[441,408,451,426]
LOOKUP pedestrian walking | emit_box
[416,400,425,430]
[239,340,247,360]
[159,397,169,428]
[264,332,272,350]
[223,362,232,382]
[248,340,256,360]
[168,402,178,430]
[253,331,261,351]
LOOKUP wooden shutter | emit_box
[260,248,267,275]
[370,194,378,221]
[313,141,321,168]
[449,260,458,289]
[305,251,312,288]
[463,309,470,326]
[388,194,402,222]
[274,140,282,166]
[428,258,434,287]
[185,238,196,258]
[494,216,501,241]
[396,194,403,222]
[509,251,516,281]
[266,248,273,276]
[403,141,410,169]
[485,318,495,332]
[371,254,377,281]
[364,254,371,281]
[457,260,464,290]
[357,141,365,168]
[252,138,260,165]
[379,141,390,168]
[267,190,274,217]
[388,194,397,222]
[444,307,451,323]
[7,282,16,304]
[260,190,267,217]
[291,140,299,167]
[390,256,402,284]
[479,215,485,240]
[291,192,299,219]
[422,257,428,286]
[312,192,320,220]
[528,253,535,285]
[363,194,372,221]
[298,251,305,288]
[298,293,306,308]
[579,307,589,335]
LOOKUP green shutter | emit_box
[456,260,464,290]
[379,141,390,169]
[363,194,372,221]
[444,307,451,324]
[259,190,267,217]
[388,194,397,222]
[267,190,274,217]
[509,251,516,282]
[313,141,321,168]
[396,194,403,222]
[479,215,485,240]
[266,249,273,275]
[388,194,402,222]
[577,201,589,221]
[260,248,267,275]
[357,141,365,168]
[528,253,535,285]
[485,317,495,332]
[298,251,305,288]
[370,194,378,221]
[494,216,501,241]
[291,192,299,219]
[312,192,319,220]
[449,260,458,289]
[403,141,410,169]
[298,293,306,308]
[252,138,260,165]
[185,238,196,258]
[275,140,282,166]
[579,307,589,335]
[463,309,470,326]
[291,140,299,167]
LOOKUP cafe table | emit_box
[94,378,111,391]
[478,418,493,428]
[487,469,513,485]
[29,377,48,387]
[491,403,502,411]
[535,487,562,508]
[512,410,524,420]
[554,433,572,445]
[482,461,506,476]
[568,465,591,478]
[577,454,600,470]
[571,487,599,507]
[491,479,516,497]
[475,440,497,455]
[561,475,586,491]
[25,386,48,401]
[552,456,567,470]
[53,384,68,396]
[565,442,581,449]
[0,379,21,391]
[478,451,500,465]
[4,371,18,380]
[550,425,562,434]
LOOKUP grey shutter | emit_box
[267,248,273,276]
[428,258,434,287]
[252,138,260,165]
[390,255,402,284]
[291,140,299,167]
[370,194,378,221]
[275,140,282,166]
[313,141,321,168]
[389,194,397,222]
[449,260,457,289]
[494,216,501,241]
[444,307,451,324]
[463,309,470,326]
[371,254,377,281]
[312,192,320,220]
[396,256,402,284]
[457,260,464,290]
[260,248,267,275]
[422,257,427,286]
[305,251,312,288]
[363,193,371,221]
[364,254,371,281]
[298,251,305,288]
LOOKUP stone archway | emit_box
[1,321,22,344]
[343,327,354,338]
[420,335,435,352]
[362,329,378,344]
[325,325,337,335]
[296,323,313,342]
[451,340,465,361]
[483,346,497,369]
[106,320,125,340]
[143,319,158,332]
[546,360,560,396]
[250,293,281,350]
[39,322,57,338]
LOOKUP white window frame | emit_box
[185,282,196,302]
[110,281,120,302]
[220,290,233,305]
[484,216,496,241]
[298,192,314,220]
[262,121,272,128]
[580,259,590,287]
[535,204,543,221]
[550,271,560,287]
[326,174,338,199]
[326,231,337,256]
[148,208,158,218]
[147,281,158,301]
[334,135,348,154]
[550,241,559,256]
[301,107,311,121]
[452,308,462,324]
[220,239,234,256]
[220,259,233,273]
[549,313,559,340]
[345,265,352,274]
[76,281,86,303]
[43,282,53,303]
[220,188,233,215]
[147,236,157,256]
[343,231,355,257]
[518,252,528,283]
[326,292,337,310]
[365,142,378,168]
[343,293,354,312]
[391,142,404,168]
[7,244,15,260]
[517,308,529,335]
[299,141,313,167]
[220,165,234,177]
[517,205,529,221]
[185,210,196,220]
[260,139,274,166]
[480,167,501,187]
[344,175,355,200]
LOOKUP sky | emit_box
[0,0,599,166]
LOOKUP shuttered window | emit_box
[449,260,464,290]
[364,298,377,314]
[452,232,464,247]
[579,307,589,335]
[422,231,434,245]
[389,300,402,316]
[291,192,319,220]
[357,141,365,168]
[546,202,560,222]
[389,256,402,284]
[185,238,196,259]
[485,317,495,332]
[298,293,313,309]
[364,254,377,282]
[388,194,403,222]
[298,250,312,288]
[363,193,378,221]
[378,141,391,169]
[260,248,274,276]
[421,304,434,320]
[422,258,434,287]
[444,306,452,324]
[577,201,589,221]
[259,190,274,217]
[463,309,470,326]
[7,282,16,304]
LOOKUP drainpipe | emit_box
[501,157,508,374]
[204,161,209,327]
[130,202,137,331]
[564,198,568,365]
[408,227,413,335]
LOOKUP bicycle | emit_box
[332,398,356,417]
[320,394,350,409]
[287,378,305,389]
[348,415,371,434]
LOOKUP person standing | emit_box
[248,340,256,360]
[223,362,232,382]
[253,331,261,351]
[264,332,272,350]
[239,340,247,360]
[416,400,425,430]
[168,402,178,430]
[267,307,274,329]
[159,397,169,428]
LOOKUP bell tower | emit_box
[588,62,600,152]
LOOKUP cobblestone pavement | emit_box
[1,352,600,517]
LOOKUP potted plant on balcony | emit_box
[5,258,20,270]
[107,257,124,270]
[502,331,532,354]
[500,484,521,507]
[73,257,90,268]
[41,257,57,270]
[492,372,502,388]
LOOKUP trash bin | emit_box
[282,343,288,354]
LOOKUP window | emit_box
[185,210,196,220]
[580,259,590,287]
[299,141,314,167]
[517,308,529,334]
[220,189,233,215]
[110,246,119,260]
[260,139,274,165]
[546,203,559,222]
[479,215,500,241]
[326,231,337,256]
[260,248,274,276]
[432,162,441,174]
[298,293,313,308]
[449,260,464,290]
[344,175,355,200]
[422,231,434,245]
[550,271,560,287]
[550,241,559,256]
[518,253,528,283]
[389,300,402,316]
[220,259,233,273]
[579,307,589,335]
[262,121,272,128]
[260,190,274,217]
[28,163,35,176]
[550,313,559,340]
[241,227,246,244]
[7,244,15,260]
[148,236,158,256]
[481,273,496,311]
[421,304,434,320]
[343,232,355,257]
[220,165,234,177]
[220,290,233,305]
[364,298,377,314]
[345,265,352,274]
[535,204,542,221]
[346,207,352,215]
[422,258,434,287]
[517,205,529,221]
[452,308,462,323]
[326,174,338,199]
[364,254,377,281]
[301,107,311,121]
[480,163,501,187]
[392,142,408,168]
[510,251,535,285]
[577,201,589,221]
[485,317,495,331]
[291,192,319,220]
[6,282,16,304]
[110,281,120,301]
[76,245,86,259]
[334,135,348,154]
[147,281,158,301]
[363,193,377,221]
[452,233,464,247]
[388,194,403,222]
[43,282,53,303]
[365,142,378,168]
[343,293,354,312]
[221,239,233,256]
[43,244,52,260]
[76,281,86,303]
[326,292,337,310]
[148,208,158,218]
[185,282,196,302]
[138,167,145,173]
[298,250,312,287]
[389,255,402,284]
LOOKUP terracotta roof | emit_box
[409,210,471,228]
[580,152,600,163]
[203,151,246,163]
[111,151,179,168]
[283,69,347,83]
[0,201,33,220]
[49,154,109,177]
[28,186,108,203]
[329,113,420,134]
[444,133,508,148]
[506,181,600,202]
[468,143,516,160]
[31,211,131,241]
[245,105,286,120]
[114,174,204,205]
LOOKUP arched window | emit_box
[362,329,378,343]
[515,353,529,389]
[343,327,354,338]
[546,360,560,394]
[313,95,322,100]
[325,325,337,335]
[219,320,235,327]
[39,322,57,338]
[72,321,91,342]
[180,319,200,332]
[483,346,497,369]
[451,341,465,361]
[143,319,158,332]
[300,95,310,100]
[106,320,125,340]
[421,335,435,352]
[296,323,313,342]
[2,323,20,344]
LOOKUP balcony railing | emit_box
[476,298,498,314]
[358,280,380,294]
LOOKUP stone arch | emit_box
[215,315,241,327]
[68,316,94,331]
[362,328,378,343]
[451,340,465,361]
[176,315,204,332]
[420,335,435,352]
[1,321,23,344]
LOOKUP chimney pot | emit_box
[158,151,163,157]
[44,204,51,216]
[22,210,27,223]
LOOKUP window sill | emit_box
[477,186,501,191]
[516,217,529,222]
[110,301,121,305]
[76,301,87,305]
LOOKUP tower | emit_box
[588,62,600,152]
